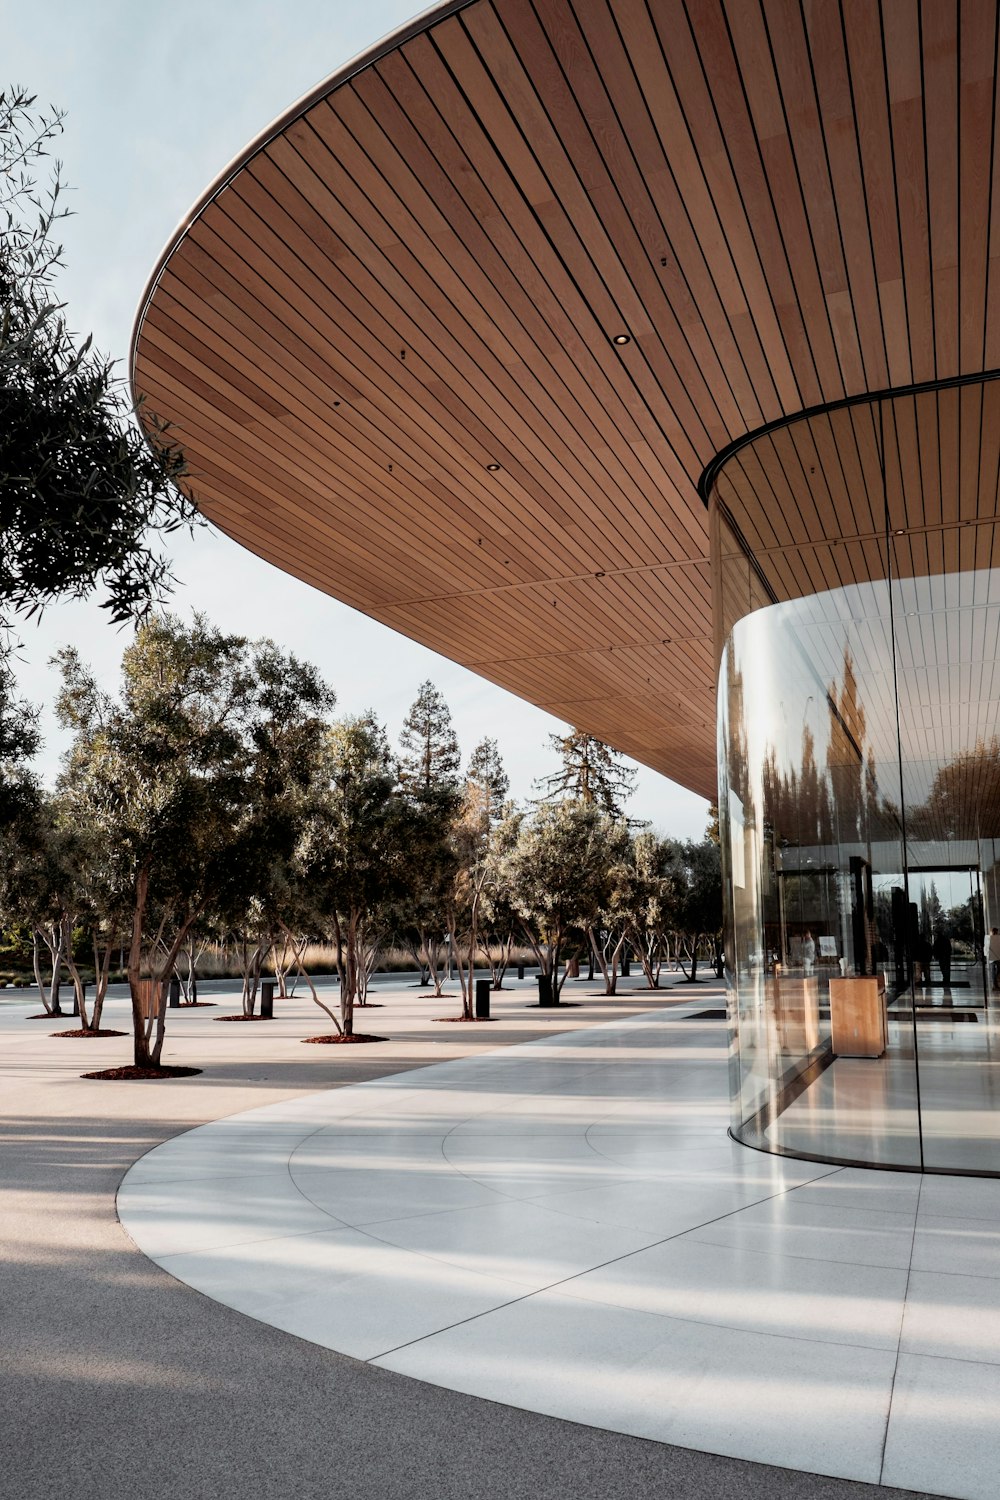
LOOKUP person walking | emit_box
[988,928,1000,991]
[932,930,952,987]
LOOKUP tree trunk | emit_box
[128,871,153,1068]
[341,912,358,1037]
[587,926,614,995]
[635,929,657,990]
[92,932,114,1030]
[550,932,567,995]
[34,925,65,1016]
[280,923,340,1032]
[32,931,52,1015]
[62,915,91,1029]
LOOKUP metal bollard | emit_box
[169,976,181,1008]
[517,963,525,980]
[260,980,275,1018]
[475,978,491,1019]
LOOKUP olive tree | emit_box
[622,831,678,988]
[1,790,70,1014]
[295,715,410,1038]
[665,838,723,982]
[55,615,330,1067]
[581,817,634,995]
[500,800,611,996]
[1,91,192,640]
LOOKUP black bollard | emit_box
[517,963,525,980]
[169,976,181,1009]
[261,980,275,1019]
[537,973,557,1007]
[475,978,491,1019]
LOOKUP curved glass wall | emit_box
[712,381,1000,1175]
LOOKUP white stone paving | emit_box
[117,1005,1000,1498]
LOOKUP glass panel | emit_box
[890,509,1000,1172]
[713,502,922,1168]
[714,379,1000,1175]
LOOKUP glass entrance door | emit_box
[908,867,1000,1171]
[906,868,987,1007]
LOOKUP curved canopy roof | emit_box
[132,0,1000,801]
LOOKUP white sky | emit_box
[4,0,711,836]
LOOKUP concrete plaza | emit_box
[3,975,933,1499]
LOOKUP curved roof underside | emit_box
[132,0,1000,802]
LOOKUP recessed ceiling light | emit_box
[486,462,501,471]
[612,333,631,346]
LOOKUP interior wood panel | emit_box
[132,0,1000,804]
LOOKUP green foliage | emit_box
[55,614,334,1059]
[296,714,414,1032]
[0,89,194,631]
[663,837,723,980]
[500,800,613,990]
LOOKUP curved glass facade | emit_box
[712,384,1000,1175]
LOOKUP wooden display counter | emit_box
[829,975,887,1058]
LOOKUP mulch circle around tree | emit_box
[432,1015,497,1023]
[51,1028,127,1038]
[26,1012,67,1020]
[354,1002,384,1008]
[212,1014,275,1022]
[301,1033,387,1044]
[523,1001,582,1009]
[178,1001,217,1007]
[81,1065,203,1080]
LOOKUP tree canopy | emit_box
[55,614,334,1063]
[1,89,194,633]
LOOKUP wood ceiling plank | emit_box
[882,0,935,381]
[959,2,996,371]
[805,0,890,390]
[923,0,960,377]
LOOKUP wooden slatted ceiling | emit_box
[132,0,1000,803]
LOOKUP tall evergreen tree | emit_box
[466,736,509,822]
[536,728,637,820]
[398,680,460,801]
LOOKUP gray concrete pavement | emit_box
[1,977,932,1500]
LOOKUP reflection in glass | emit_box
[712,387,1000,1176]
